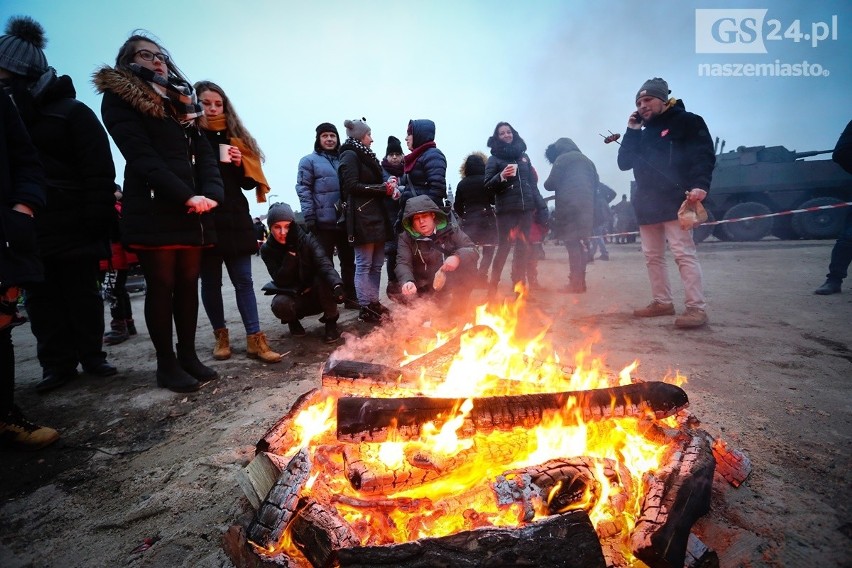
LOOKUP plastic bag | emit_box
[677,198,708,230]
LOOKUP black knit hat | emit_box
[316,122,338,137]
[636,77,670,103]
[0,16,48,79]
[314,122,339,152]
[386,136,403,156]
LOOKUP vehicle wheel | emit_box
[791,197,846,239]
[692,209,715,244]
[771,215,799,240]
[720,202,773,241]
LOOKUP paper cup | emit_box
[508,163,518,177]
[219,144,233,163]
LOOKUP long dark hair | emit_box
[114,31,191,86]
[194,80,265,161]
[487,121,524,149]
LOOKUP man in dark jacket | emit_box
[0,17,118,391]
[0,90,59,448]
[295,123,357,307]
[617,78,715,329]
[396,195,478,314]
[260,202,345,343]
[814,120,852,295]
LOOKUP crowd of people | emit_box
[2,17,848,452]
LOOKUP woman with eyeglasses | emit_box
[94,33,224,393]
[193,80,280,364]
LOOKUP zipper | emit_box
[357,198,374,212]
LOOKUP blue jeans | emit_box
[353,242,385,306]
[200,252,260,334]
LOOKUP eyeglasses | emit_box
[134,49,170,63]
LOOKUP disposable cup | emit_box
[219,144,233,163]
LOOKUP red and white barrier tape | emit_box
[596,200,851,239]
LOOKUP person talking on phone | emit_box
[617,77,715,329]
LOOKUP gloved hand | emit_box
[305,220,317,233]
[332,284,345,303]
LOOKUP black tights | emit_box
[136,248,202,357]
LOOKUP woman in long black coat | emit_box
[453,152,496,281]
[94,33,224,393]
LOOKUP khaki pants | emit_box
[639,220,706,310]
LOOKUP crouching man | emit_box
[260,203,345,343]
[396,195,478,315]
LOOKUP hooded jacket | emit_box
[483,134,542,215]
[544,138,597,241]
[93,66,224,248]
[397,119,447,229]
[259,203,343,295]
[296,133,341,230]
[14,69,116,259]
[617,99,715,225]
[395,195,477,290]
[453,152,496,246]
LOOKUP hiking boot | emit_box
[247,331,282,363]
[213,328,231,360]
[104,319,129,345]
[0,406,59,450]
[675,307,709,329]
[288,320,306,336]
[35,368,78,393]
[633,301,676,318]
[814,279,841,295]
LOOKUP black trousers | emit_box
[1,327,13,415]
[315,228,356,301]
[26,257,105,374]
[270,275,339,323]
[490,210,534,287]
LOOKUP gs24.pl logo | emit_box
[695,9,839,53]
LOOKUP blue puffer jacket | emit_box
[296,151,341,230]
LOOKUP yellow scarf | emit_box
[205,114,271,203]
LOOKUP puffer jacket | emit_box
[396,195,477,289]
[544,138,597,241]
[0,93,45,287]
[453,152,496,246]
[93,66,224,248]
[200,128,258,256]
[296,150,341,230]
[17,69,116,259]
[400,119,447,207]
[484,138,541,215]
[260,222,343,295]
[338,140,392,245]
[617,99,715,225]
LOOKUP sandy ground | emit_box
[1,238,850,568]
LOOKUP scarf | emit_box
[403,140,437,173]
[204,114,270,203]
[489,138,526,161]
[129,63,202,124]
[382,157,404,178]
[344,138,382,170]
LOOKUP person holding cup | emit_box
[94,33,224,392]
[193,80,281,364]
[483,121,544,295]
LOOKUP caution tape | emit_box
[594,200,851,239]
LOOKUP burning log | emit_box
[256,389,326,455]
[400,324,498,378]
[337,381,688,442]
[289,498,361,568]
[711,437,752,487]
[631,430,716,568]
[223,524,305,568]
[247,447,312,550]
[336,509,607,568]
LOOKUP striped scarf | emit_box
[129,63,203,124]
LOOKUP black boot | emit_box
[103,319,129,345]
[175,343,218,381]
[814,279,842,295]
[323,316,341,343]
[156,353,199,393]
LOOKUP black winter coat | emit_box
[260,224,343,295]
[617,99,715,225]
[338,140,392,245]
[94,67,224,248]
[453,154,496,246]
[18,70,116,259]
[200,128,258,257]
[484,141,542,215]
[0,93,45,287]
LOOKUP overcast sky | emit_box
[5,0,850,217]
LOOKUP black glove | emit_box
[305,220,317,233]
[332,284,345,303]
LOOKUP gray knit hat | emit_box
[636,77,670,103]
[0,16,48,79]
[344,118,370,140]
[266,202,295,226]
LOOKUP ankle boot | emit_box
[126,318,137,335]
[156,353,199,392]
[103,319,129,345]
[213,328,231,360]
[323,317,341,343]
[176,343,218,381]
[246,331,282,363]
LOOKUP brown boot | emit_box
[674,307,709,329]
[213,328,231,360]
[247,331,282,363]
[633,301,676,318]
[0,406,59,450]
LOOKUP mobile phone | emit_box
[633,112,643,124]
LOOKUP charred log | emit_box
[289,498,361,568]
[256,389,326,455]
[337,381,688,442]
[336,509,606,568]
[711,437,752,487]
[222,523,306,568]
[631,430,716,568]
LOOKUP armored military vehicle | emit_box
[693,144,851,243]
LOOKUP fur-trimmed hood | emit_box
[92,66,164,119]
[459,151,487,178]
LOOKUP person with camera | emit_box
[617,77,715,329]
